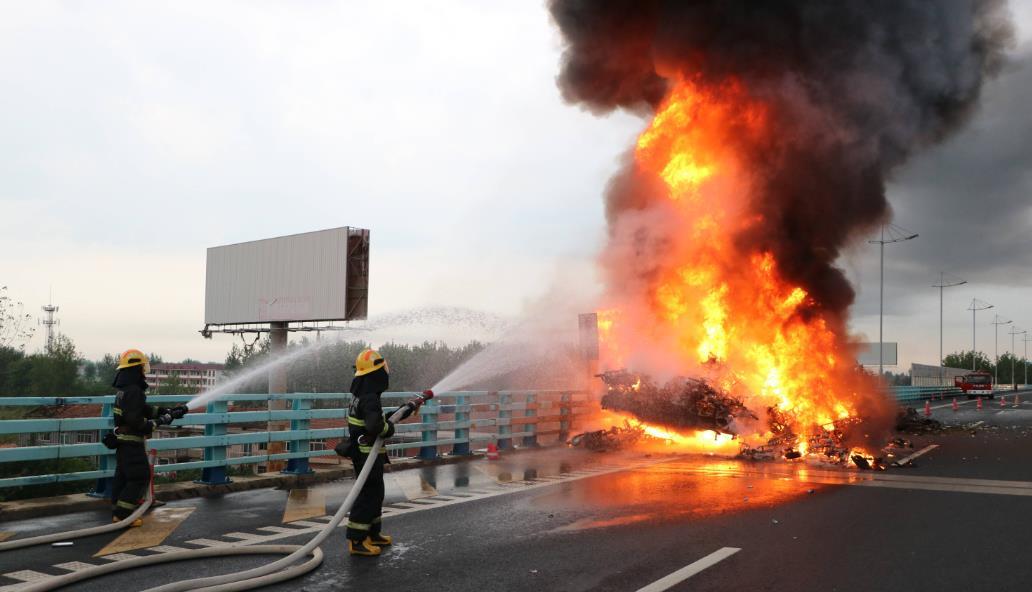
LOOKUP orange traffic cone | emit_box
[977,397,983,410]
[924,400,932,417]
[1001,396,1006,408]
[952,398,959,412]
[486,443,500,461]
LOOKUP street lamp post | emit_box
[868,224,918,379]
[1023,335,1032,387]
[933,272,966,386]
[991,315,1012,385]
[968,299,993,371]
[1009,327,1026,390]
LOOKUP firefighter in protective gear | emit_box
[110,349,189,526]
[345,349,425,556]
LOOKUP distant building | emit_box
[147,363,225,393]
[910,363,970,387]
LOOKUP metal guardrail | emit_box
[0,391,589,492]
[888,385,962,403]
[0,385,987,493]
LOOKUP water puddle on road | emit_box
[539,458,831,531]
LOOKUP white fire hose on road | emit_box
[2,394,431,591]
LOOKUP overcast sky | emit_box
[1,2,1030,369]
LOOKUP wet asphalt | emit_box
[3,400,1032,592]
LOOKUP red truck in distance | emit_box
[955,371,994,398]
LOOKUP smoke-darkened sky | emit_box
[847,47,1032,365]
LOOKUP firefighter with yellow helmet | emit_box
[343,348,426,556]
[106,349,188,526]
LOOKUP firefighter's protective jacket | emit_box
[346,366,394,457]
[113,367,158,443]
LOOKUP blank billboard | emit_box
[578,313,599,361]
[856,342,898,366]
[204,227,369,325]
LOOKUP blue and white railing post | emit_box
[497,392,512,450]
[196,400,231,485]
[88,402,115,498]
[283,397,314,475]
[419,398,438,460]
[452,394,470,455]
[523,392,538,447]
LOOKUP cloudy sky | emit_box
[1,1,1030,369]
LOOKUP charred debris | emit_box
[568,370,941,470]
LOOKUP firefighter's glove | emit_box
[102,432,118,449]
[170,405,189,420]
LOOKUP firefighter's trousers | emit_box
[112,441,150,520]
[346,452,386,540]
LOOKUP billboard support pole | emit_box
[268,321,289,473]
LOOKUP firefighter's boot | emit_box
[348,537,382,557]
[368,532,392,546]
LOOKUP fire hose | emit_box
[2,391,434,591]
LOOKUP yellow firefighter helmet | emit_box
[116,349,150,374]
[354,348,387,377]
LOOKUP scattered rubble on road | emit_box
[895,407,943,433]
[568,423,648,452]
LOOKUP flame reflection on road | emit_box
[539,458,831,531]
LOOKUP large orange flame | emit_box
[595,79,886,457]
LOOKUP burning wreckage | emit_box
[597,370,755,436]
[570,370,918,470]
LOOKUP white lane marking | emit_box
[286,520,326,527]
[223,532,267,541]
[98,553,140,562]
[969,421,985,428]
[7,458,669,592]
[675,465,1032,497]
[387,502,430,509]
[853,480,1032,497]
[148,545,190,553]
[185,538,227,547]
[635,547,741,592]
[256,526,305,534]
[930,399,977,410]
[54,562,99,572]
[892,444,939,466]
[3,571,52,582]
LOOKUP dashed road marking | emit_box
[931,399,976,410]
[636,547,741,592]
[147,545,190,553]
[256,526,308,534]
[892,444,939,466]
[54,562,99,572]
[97,553,139,562]
[287,520,326,528]
[185,538,227,548]
[0,458,666,591]
[224,532,267,541]
[2,571,51,583]
[674,463,1032,497]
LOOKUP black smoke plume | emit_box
[550,0,1014,320]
